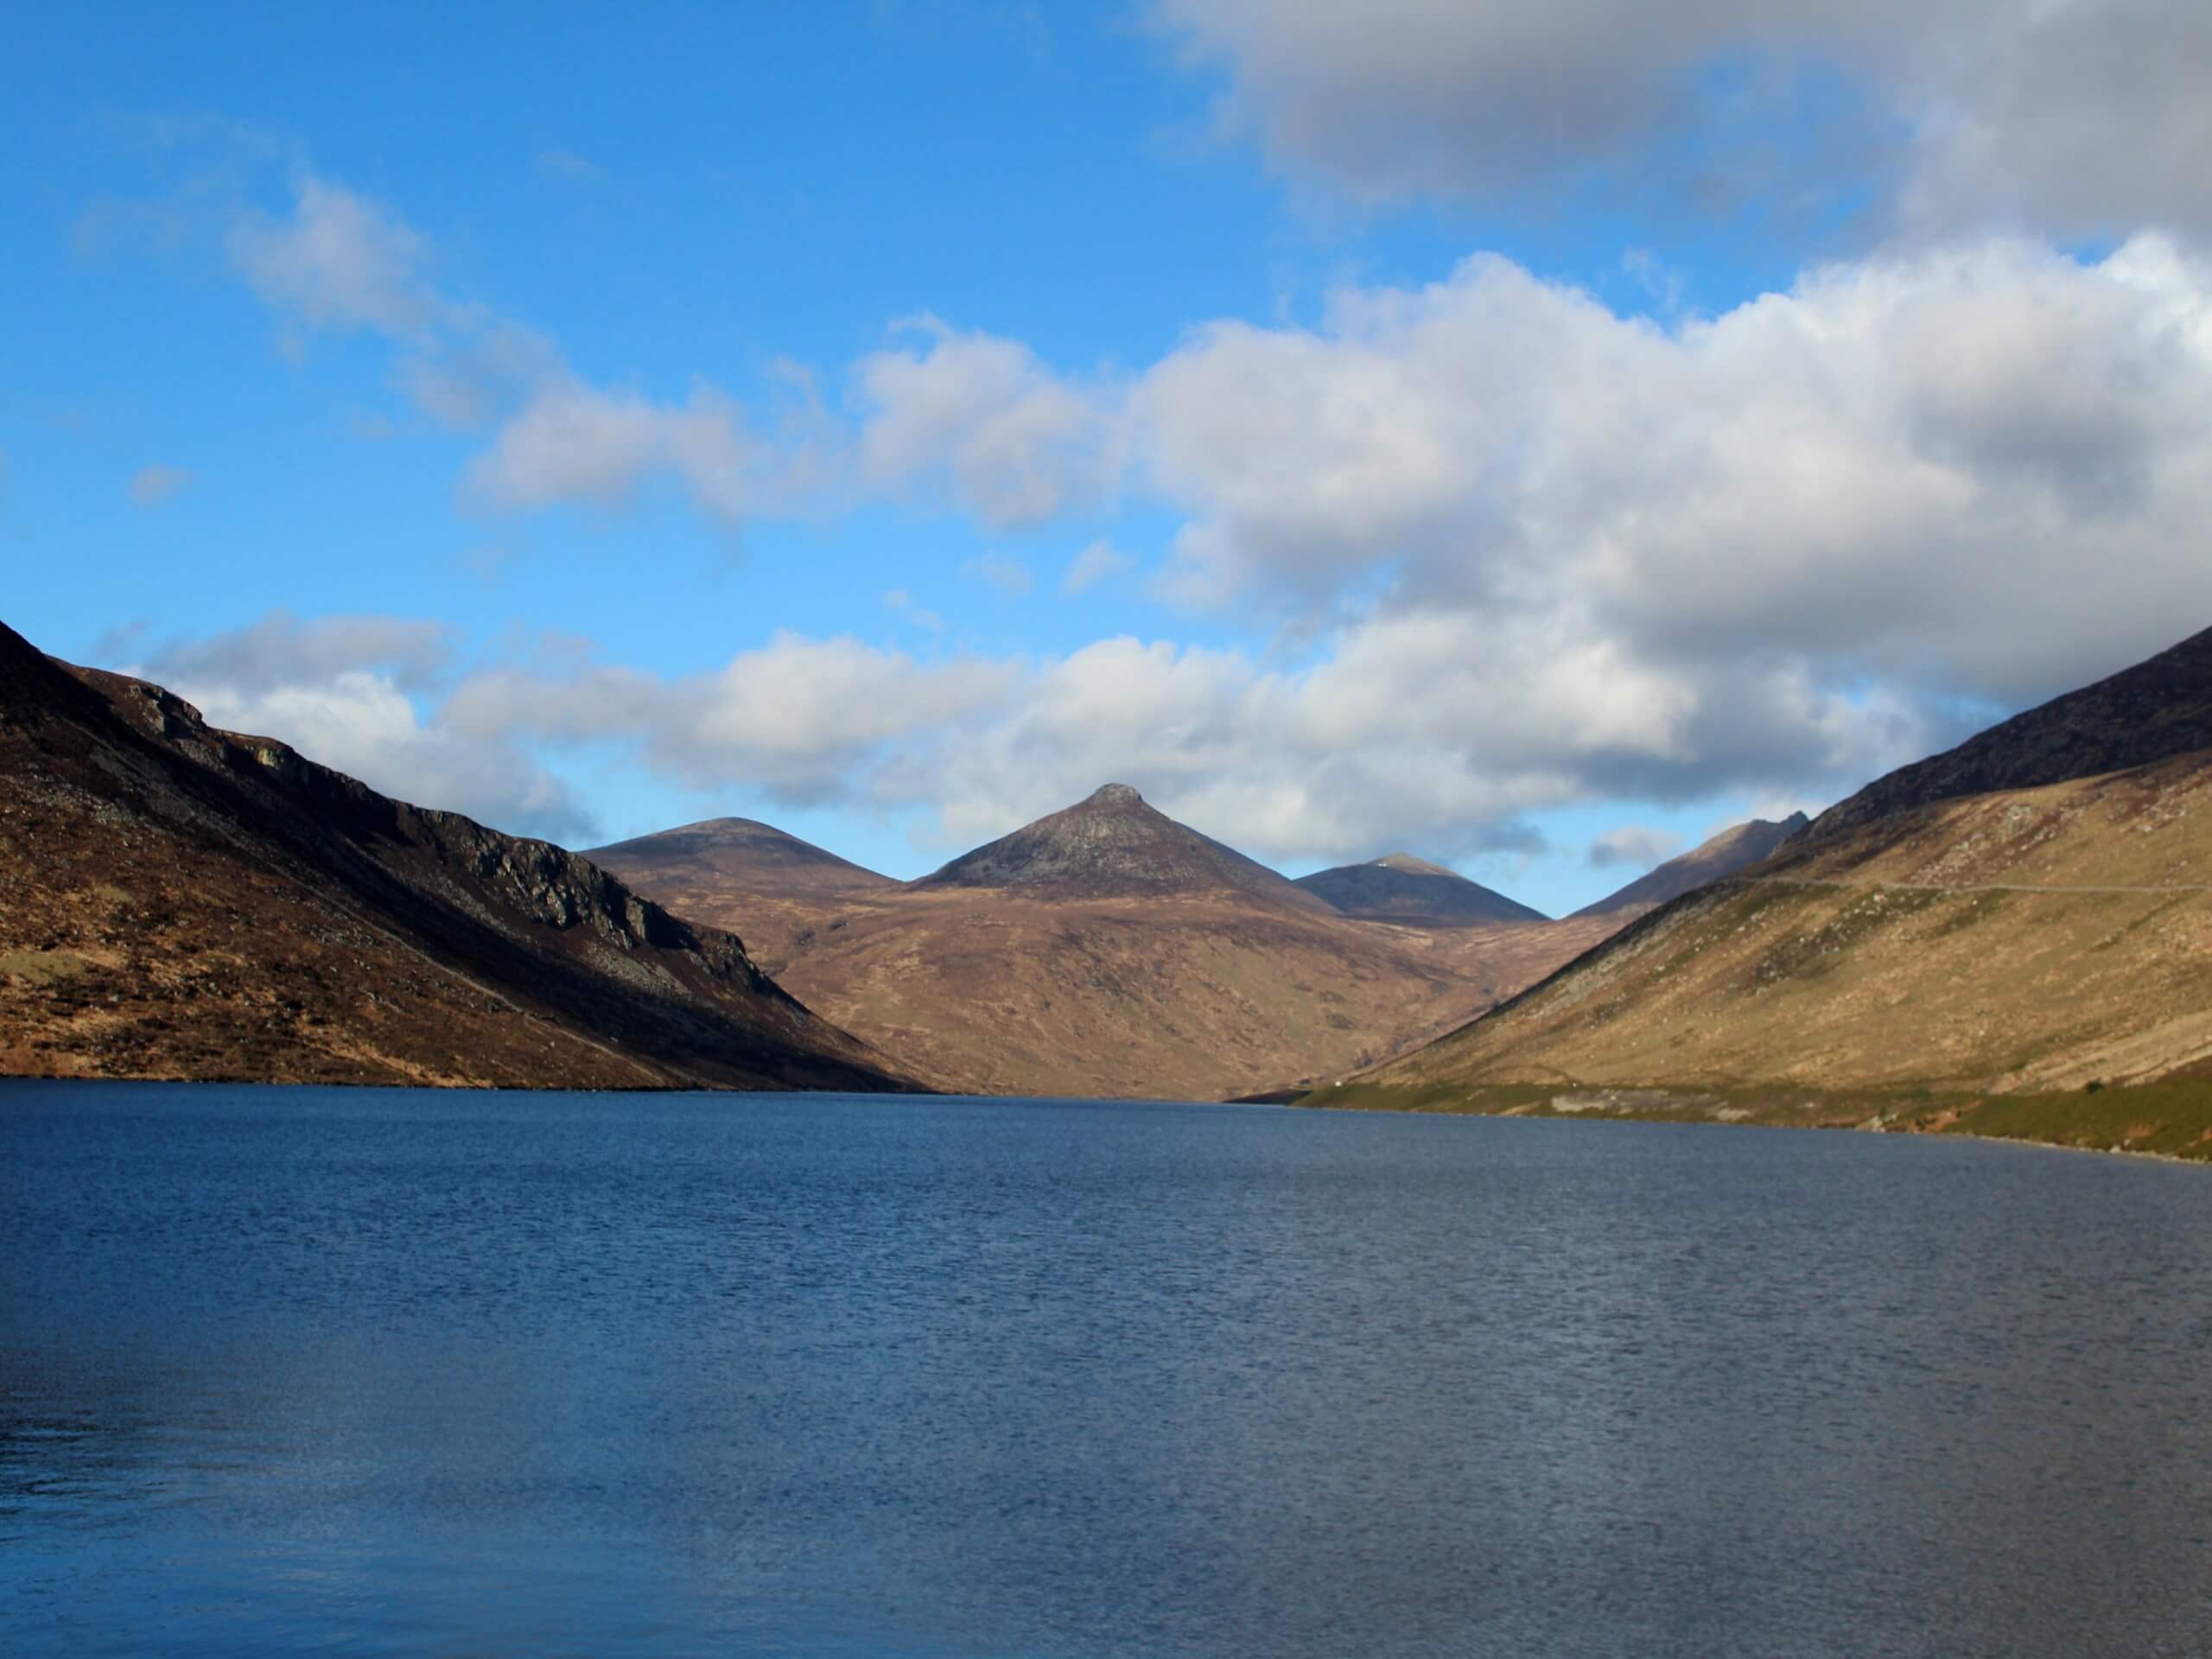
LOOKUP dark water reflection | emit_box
[3,1081,2210,1657]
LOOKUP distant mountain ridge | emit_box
[0,620,912,1092]
[1573,814,1809,918]
[1296,854,1548,925]
[911,784,1335,914]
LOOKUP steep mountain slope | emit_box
[1572,814,1809,917]
[612,785,1618,1099]
[1807,625,2212,842]
[1295,853,1548,925]
[1326,628,2212,1135]
[0,621,912,1092]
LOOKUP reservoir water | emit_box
[3,1080,2209,1657]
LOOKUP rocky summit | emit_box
[0,620,913,1092]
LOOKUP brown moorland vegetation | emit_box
[0,621,914,1092]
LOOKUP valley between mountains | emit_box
[6,612,2212,1155]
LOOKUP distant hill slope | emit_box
[0,620,913,1092]
[612,785,1623,1099]
[911,783,1336,915]
[1573,815,1809,918]
[1328,628,2212,1120]
[585,817,893,895]
[1295,854,1548,925]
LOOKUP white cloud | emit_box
[1061,538,1135,596]
[127,464,195,507]
[464,380,753,524]
[1587,826,1686,870]
[1149,0,2212,238]
[1131,234,2212,709]
[226,176,461,340]
[124,614,593,844]
[444,632,1017,805]
[854,316,1121,526]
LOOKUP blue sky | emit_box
[5,1,2209,914]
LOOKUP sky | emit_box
[5,0,2210,915]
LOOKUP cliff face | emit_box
[0,621,915,1092]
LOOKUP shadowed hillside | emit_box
[1295,853,1548,925]
[0,621,914,1092]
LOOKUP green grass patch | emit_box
[0,949,92,988]
[1300,1075,2212,1162]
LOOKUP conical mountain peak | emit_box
[911,786,1330,912]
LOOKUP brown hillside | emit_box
[1330,626,2212,1127]
[0,621,913,1092]
[600,786,1624,1099]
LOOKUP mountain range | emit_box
[17,604,2183,1132]
[588,785,1643,1100]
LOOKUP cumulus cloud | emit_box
[1150,0,2212,238]
[1131,234,2212,709]
[854,316,1121,526]
[464,381,754,523]
[1587,826,1686,870]
[444,632,1017,805]
[127,464,195,507]
[124,614,594,844]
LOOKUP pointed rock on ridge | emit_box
[1295,853,1548,925]
[1573,814,1810,918]
[909,783,1335,912]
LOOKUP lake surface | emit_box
[3,1082,2210,1658]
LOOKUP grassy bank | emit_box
[1299,1076,2212,1162]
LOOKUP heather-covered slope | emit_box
[0,621,913,1092]
[1319,628,2212,1153]
[1295,854,1548,925]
